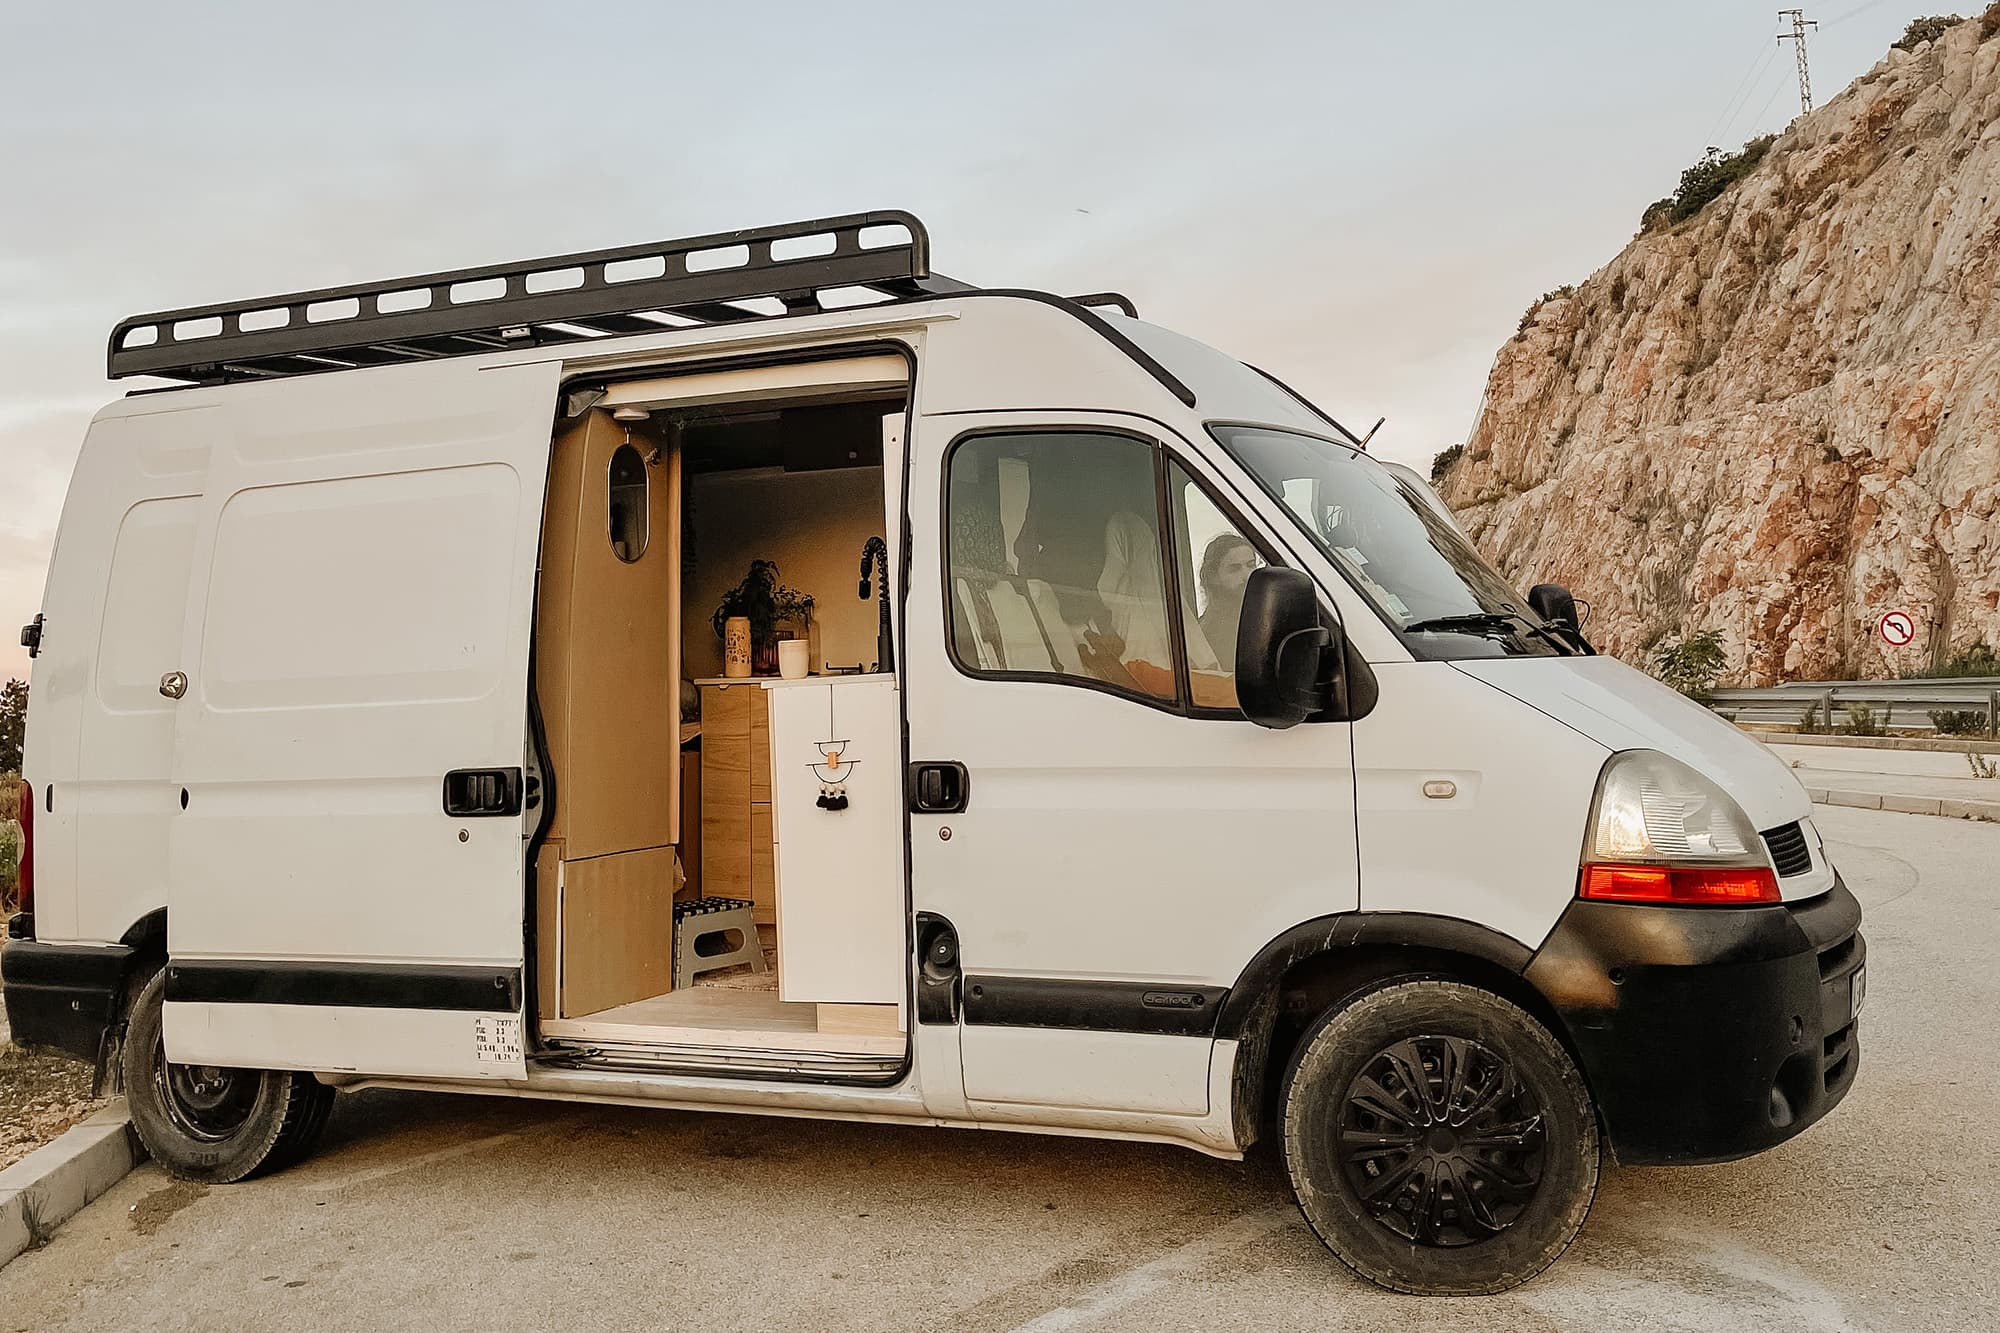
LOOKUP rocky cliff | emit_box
[1440,15,2000,684]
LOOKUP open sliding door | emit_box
[162,358,561,1081]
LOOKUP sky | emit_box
[0,0,1935,683]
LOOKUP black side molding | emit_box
[962,975,1227,1038]
[166,960,522,1013]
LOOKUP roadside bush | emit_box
[1894,15,1963,50]
[1430,443,1464,483]
[1798,703,1823,734]
[1905,640,2000,679]
[1654,629,1727,698]
[0,820,18,916]
[1841,703,1886,737]
[1930,708,1988,735]
[1641,136,1777,232]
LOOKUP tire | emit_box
[1279,977,1599,1296]
[123,968,335,1183]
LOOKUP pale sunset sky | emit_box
[0,0,1931,682]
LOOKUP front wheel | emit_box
[1280,978,1599,1295]
[123,968,335,1183]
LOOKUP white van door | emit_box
[905,414,1357,1122]
[162,358,561,1081]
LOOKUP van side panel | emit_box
[162,358,560,1081]
[23,404,215,945]
[1352,661,1608,948]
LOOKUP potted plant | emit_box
[713,560,813,675]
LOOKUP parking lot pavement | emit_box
[2,804,1992,1333]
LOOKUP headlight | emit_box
[1580,751,1778,905]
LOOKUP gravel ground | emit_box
[0,1030,107,1172]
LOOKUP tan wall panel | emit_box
[683,467,888,678]
[537,411,682,860]
[557,846,679,1018]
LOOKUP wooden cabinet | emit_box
[699,681,775,923]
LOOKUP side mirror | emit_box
[1527,583,1579,631]
[1237,568,1337,729]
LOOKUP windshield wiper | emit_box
[1401,611,1577,655]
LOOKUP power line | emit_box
[1709,39,1782,147]
[1778,8,1819,119]
[1821,0,1887,26]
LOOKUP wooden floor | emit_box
[539,988,903,1056]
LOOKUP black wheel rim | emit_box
[1335,1034,1546,1248]
[152,1035,257,1142]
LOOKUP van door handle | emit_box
[443,768,524,817]
[908,761,970,814]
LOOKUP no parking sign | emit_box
[1878,610,1915,647]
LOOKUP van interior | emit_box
[530,353,911,1077]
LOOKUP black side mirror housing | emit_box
[1237,568,1338,729]
[1527,583,1579,631]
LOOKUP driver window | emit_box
[1168,461,1266,712]
[946,431,1177,703]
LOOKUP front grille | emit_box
[1762,821,1813,877]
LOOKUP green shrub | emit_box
[1842,702,1885,737]
[1429,443,1464,483]
[1930,708,1987,735]
[1799,703,1822,734]
[1894,15,1963,50]
[1904,640,2000,678]
[1641,136,1777,231]
[0,820,18,915]
[1654,629,1727,698]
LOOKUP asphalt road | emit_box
[3,805,1992,1332]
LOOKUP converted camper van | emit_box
[3,212,1862,1295]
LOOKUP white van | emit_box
[3,212,1863,1295]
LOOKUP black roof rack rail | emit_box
[108,210,974,385]
[1068,292,1139,319]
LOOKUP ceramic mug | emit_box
[778,639,811,679]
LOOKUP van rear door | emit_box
[162,358,560,1081]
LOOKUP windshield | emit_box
[1209,424,1563,659]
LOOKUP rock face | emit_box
[1440,18,2000,684]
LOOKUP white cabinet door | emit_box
[769,678,904,1006]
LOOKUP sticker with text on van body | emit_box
[473,1014,524,1065]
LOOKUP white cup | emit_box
[778,639,811,679]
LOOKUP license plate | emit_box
[1850,965,1866,1020]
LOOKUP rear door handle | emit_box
[443,768,524,817]
[908,761,970,814]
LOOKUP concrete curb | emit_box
[0,1100,144,1270]
[1808,788,2000,822]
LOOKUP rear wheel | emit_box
[123,968,335,1183]
[1280,977,1599,1295]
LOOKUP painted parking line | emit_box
[1008,1206,1296,1332]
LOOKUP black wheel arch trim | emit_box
[1213,911,1535,1042]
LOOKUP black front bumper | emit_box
[1525,877,1864,1166]
[1,934,135,1065]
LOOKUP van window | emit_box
[608,443,648,562]
[1168,461,1265,711]
[946,432,1178,703]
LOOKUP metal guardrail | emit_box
[1704,677,2000,738]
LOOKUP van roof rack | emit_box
[107,210,974,385]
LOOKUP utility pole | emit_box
[1778,9,1818,119]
